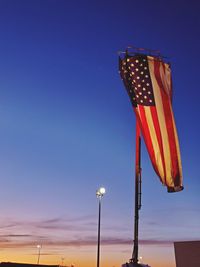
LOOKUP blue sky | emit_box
[0,1,200,267]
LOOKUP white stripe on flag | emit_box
[148,57,172,186]
[160,62,172,98]
[144,107,165,179]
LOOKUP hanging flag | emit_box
[119,53,183,192]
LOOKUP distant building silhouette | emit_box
[174,240,200,267]
[0,263,59,267]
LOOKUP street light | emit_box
[96,187,106,267]
[37,244,42,264]
[138,256,143,264]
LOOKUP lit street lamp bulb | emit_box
[37,245,41,249]
[96,187,106,197]
[99,187,106,194]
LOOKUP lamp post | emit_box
[96,187,106,267]
[37,244,42,264]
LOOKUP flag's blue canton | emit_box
[120,55,155,107]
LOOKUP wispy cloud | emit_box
[0,222,22,229]
[0,215,96,232]
[0,215,197,251]
[0,235,177,249]
[0,234,33,238]
[139,239,172,246]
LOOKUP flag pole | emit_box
[131,118,142,264]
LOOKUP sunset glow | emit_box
[0,1,200,267]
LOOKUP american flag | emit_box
[119,54,183,192]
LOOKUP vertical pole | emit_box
[132,119,141,264]
[37,245,41,265]
[97,197,101,267]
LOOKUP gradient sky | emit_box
[0,1,200,267]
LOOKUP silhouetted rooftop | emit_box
[0,262,59,267]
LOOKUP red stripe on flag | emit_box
[154,62,181,186]
[135,106,160,179]
[150,107,167,183]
